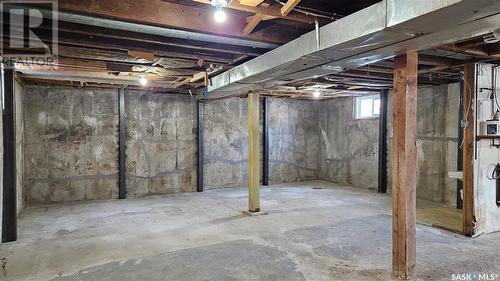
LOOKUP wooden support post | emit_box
[248,92,261,212]
[462,63,475,237]
[392,52,418,279]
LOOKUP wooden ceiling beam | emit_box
[58,0,297,44]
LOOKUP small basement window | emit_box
[354,94,381,119]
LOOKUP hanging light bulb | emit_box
[139,76,148,86]
[214,7,226,23]
[211,0,228,23]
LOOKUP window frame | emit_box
[354,94,381,120]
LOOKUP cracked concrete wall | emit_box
[203,97,248,189]
[318,98,379,188]
[23,86,119,205]
[125,92,196,197]
[387,84,460,205]
[268,99,319,183]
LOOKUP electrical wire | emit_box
[460,72,474,149]
[493,65,500,110]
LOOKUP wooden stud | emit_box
[392,52,418,280]
[462,63,475,237]
[248,92,261,212]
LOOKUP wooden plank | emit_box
[58,0,296,44]
[248,92,261,212]
[392,52,418,280]
[463,63,475,237]
[281,0,301,16]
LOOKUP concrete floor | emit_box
[1,181,499,281]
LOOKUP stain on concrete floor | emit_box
[50,240,305,281]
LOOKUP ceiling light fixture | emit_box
[139,76,148,86]
[312,91,321,98]
[214,8,227,23]
[211,0,228,23]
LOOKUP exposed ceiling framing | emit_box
[1,0,499,98]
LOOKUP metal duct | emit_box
[206,0,500,99]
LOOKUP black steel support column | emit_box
[2,67,17,242]
[197,100,204,192]
[262,97,269,186]
[118,88,126,199]
[457,82,464,209]
[378,89,388,193]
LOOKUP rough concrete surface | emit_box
[268,99,319,183]
[318,97,379,189]
[23,86,119,205]
[125,92,197,196]
[203,97,248,189]
[1,181,499,281]
[14,80,24,215]
[387,84,460,205]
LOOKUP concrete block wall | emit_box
[125,92,196,197]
